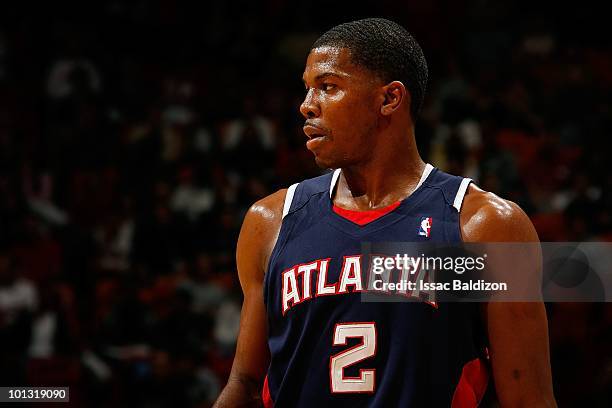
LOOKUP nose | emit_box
[300,88,320,119]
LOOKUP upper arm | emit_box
[228,189,286,389]
[460,184,556,407]
[236,189,287,291]
[460,184,539,243]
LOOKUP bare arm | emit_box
[461,184,556,407]
[213,189,286,407]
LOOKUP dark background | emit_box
[0,1,610,406]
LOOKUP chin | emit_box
[310,144,351,169]
[313,156,333,169]
[313,154,345,170]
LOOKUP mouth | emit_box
[303,123,330,151]
[303,124,327,140]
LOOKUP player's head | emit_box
[301,18,428,169]
[312,18,428,120]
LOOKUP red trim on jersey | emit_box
[451,357,489,408]
[262,375,273,408]
[332,201,401,226]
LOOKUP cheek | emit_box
[339,104,377,143]
[330,95,375,130]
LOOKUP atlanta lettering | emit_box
[281,255,438,314]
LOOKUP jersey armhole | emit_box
[454,178,472,242]
[264,183,300,304]
[282,183,299,219]
[453,178,472,212]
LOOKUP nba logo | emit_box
[418,217,432,237]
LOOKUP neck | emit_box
[335,129,426,210]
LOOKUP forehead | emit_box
[303,46,367,81]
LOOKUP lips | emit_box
[304,121,329,152]
[303,123,329,151]
[302,124,327,139]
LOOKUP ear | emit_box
[380,81,410,116]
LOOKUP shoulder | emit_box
[237,189,288,276]
[460,183,539,243]
[243,188,287,231]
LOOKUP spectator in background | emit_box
[0,249,37,384]
[221,95,276,177]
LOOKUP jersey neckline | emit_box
[324,164,436,236]
[332,200,402,226]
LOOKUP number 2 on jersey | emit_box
[330,322,377,393]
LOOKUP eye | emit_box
[322,83,336,91]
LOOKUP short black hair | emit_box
[312,18,428,120]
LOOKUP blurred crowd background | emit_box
[0,1,610,406]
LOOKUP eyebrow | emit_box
[302,71,348,84]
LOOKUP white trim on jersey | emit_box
[329,164,434,199]
[416,163,434,190]
[282,183,299,219]
[453,178,472,212]
[329,169,342,198]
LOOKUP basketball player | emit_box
[214,18,555,407]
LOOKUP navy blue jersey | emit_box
[262,164,490,407]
